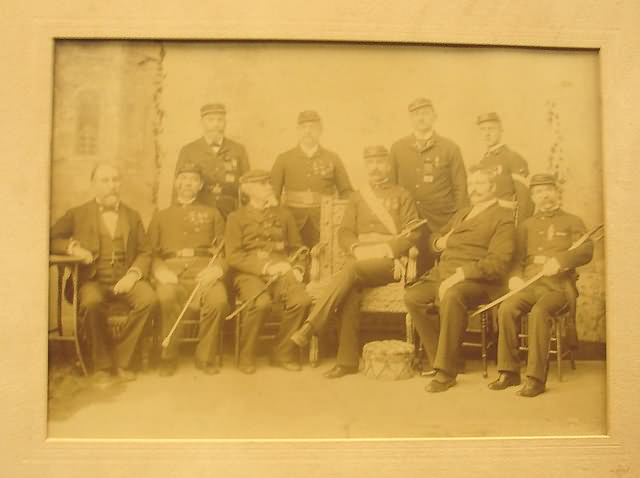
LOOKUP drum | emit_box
[361,340,415,380]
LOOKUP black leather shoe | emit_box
[290,322,313,347]
[518,377,545,397]
[158,360,178,377]
[195,359,220,375]
[323,364,358,379]
[488,372,521,390]
[425,371,456,393]
[238,363,257,375]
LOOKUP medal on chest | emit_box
[547,224,555,241]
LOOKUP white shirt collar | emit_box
[414,130,434,142]
[177,196,197,206]
[488,143,504,153]
[469,198,497,215]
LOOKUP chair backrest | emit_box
[316,196,350,279]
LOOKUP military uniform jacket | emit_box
[147,201,227,275]
[174,137,250,217]
[50,200,151,283]
[512,208,593,292]
[338,182,421,257]
[478,144,534,219]
[389,132,469,232]
[430,201,515,283]
[271,145,353,231]
[225,204,306,277]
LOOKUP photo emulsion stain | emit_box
[47,40,605,439]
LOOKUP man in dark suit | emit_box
[271,110,353,248]
[489,173,594,397]
[225,170,311,374]
[173,103,250,218]
[404,165,515,392]
[289,145,421,378]
[389,98,469,274]
[476,112,534,221]
[50,162,158,385]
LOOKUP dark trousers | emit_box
[233,271,311,365]
[156,280,230,364]
[404,279,490,377]
[497,284,568,382]
[78,280,157,372]
[299,218,320,249]
[306,258,396,367]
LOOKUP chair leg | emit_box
[481,312,488,378]
[556,318,563,382]
[234,312,241,367]
[217,323,224,367]
[309,335,319,368]
[405,313,414,345]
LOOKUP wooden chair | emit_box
[518,299,577,382]
[305,196,419,366]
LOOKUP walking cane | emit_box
[161,239,225,349]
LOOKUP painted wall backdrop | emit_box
[50,40,605,343]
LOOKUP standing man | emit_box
[489,173,594,397]
[290,146,421,378]
[404,166,515,393]
[225,170,312,374]
[476,112,534,221]
[271,110,353,248]
[389,98,469,273]
[148,161,229,377]
[174,103,250,218]
[50,162,158,385]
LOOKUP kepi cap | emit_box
[529,173,557,188]
[408,97,433,112]
[200,103,226,117]
[297,110,322,124]
[476,112,501,124]
[363,145,389,159]
[175,160,202,177]
[239,169,271,184]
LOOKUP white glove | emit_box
[542,257,561,276]
[353,244,392,261]
[69,244,94,264]
[266,261,292,277]
[508,276,526,291]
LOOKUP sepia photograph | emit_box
[3,1,640,476]
[47,39,606,439]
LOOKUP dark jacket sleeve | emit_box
[333,155,353,198]
[50,208,76,254]
[147,211,167,277]
[224,212,270,276]
[337,196,359,254]
[450,145,469,210]
[234,142,250,178]
[387,191,421,257]
[554,217,594,271]
[270,154,286,199]
[461,212,515,281]
[430,209,460,252]
[129,210,152,279]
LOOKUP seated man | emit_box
[489,173,594,397]
[50,162,158,385]
[404,166,515,392]
[225,170,311,374]
[290,145,421,379]
[148,161,229,376]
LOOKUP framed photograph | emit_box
[2,1,639,476]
